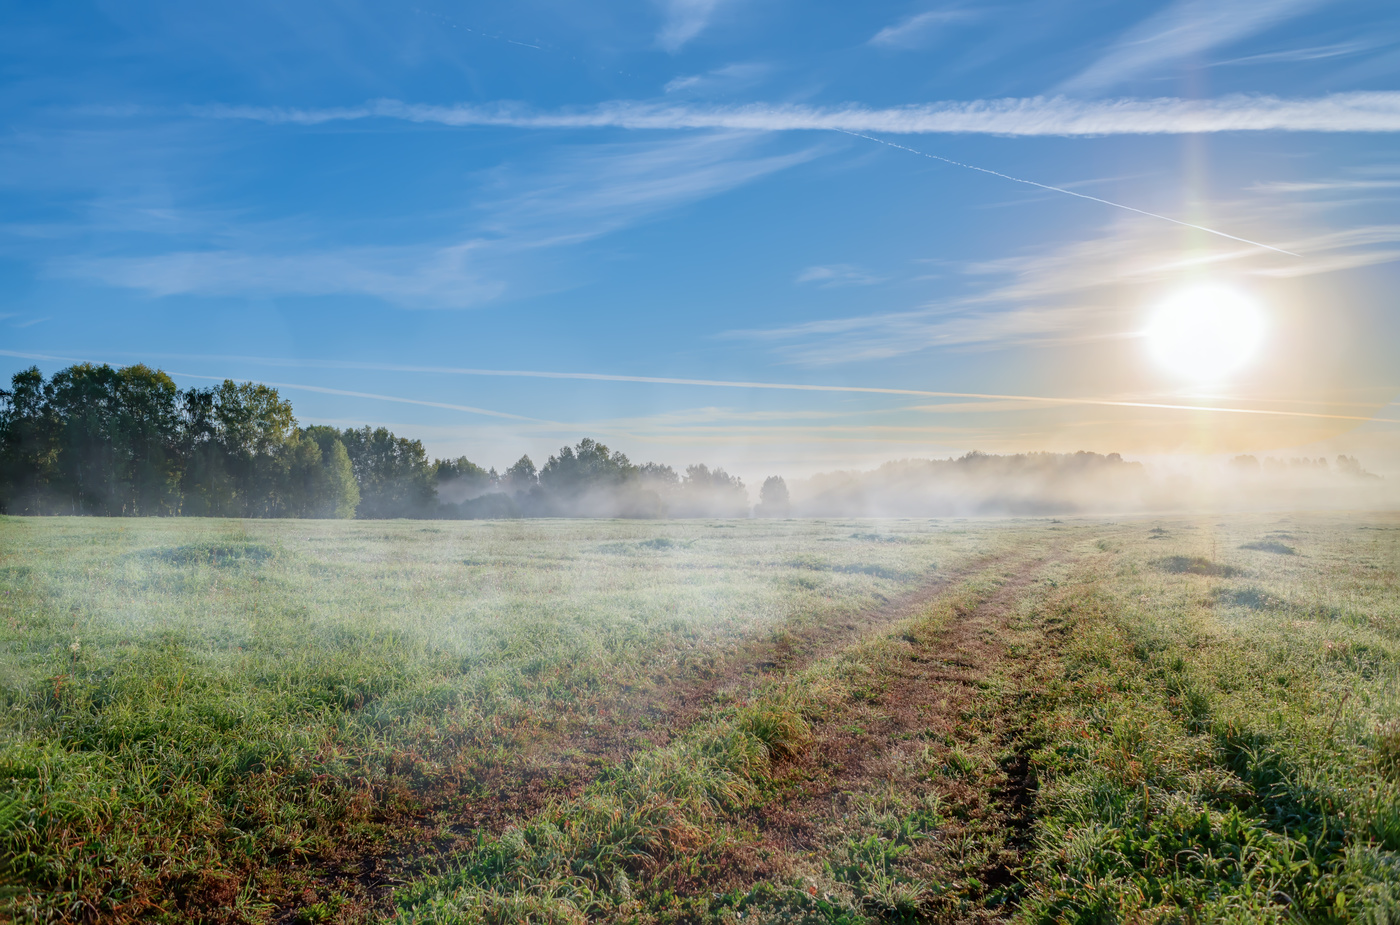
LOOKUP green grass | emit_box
[1019,516,1400,924]
[0,516,1000,921]
[3,513,1398,924]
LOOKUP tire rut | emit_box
[727,539,1073,920]
[271,539,1054,923]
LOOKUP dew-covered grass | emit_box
[1021,514,1400,924]
[5,513,1398,923]
[0,516,1002,921]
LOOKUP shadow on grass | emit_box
[1240,540,1297,555]
[1153,556,1242,578]
[788,556,916,581]
[1213,586,1281,610]
[146,541,278,567]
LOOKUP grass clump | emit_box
[1375,719,1400,781]
[737,700,812,762]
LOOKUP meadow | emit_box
[1,514,1397,923]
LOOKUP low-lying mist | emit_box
[785,451,1393,517]
[2,362,1392,520]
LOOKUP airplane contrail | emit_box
[835,129,1303,258]
[4,349,1391,426]
[168,372,561,424]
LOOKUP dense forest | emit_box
[0,363,775,519]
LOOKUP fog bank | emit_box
[788,452,1394,517]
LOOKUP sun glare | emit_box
[1145,285,1266,385]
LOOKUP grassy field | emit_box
[1,514,1397,923]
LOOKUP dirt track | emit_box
[274,534,1072,923]
[730,540,1068,919]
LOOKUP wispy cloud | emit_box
[476,131,819,245]
[727,208,1400,365]
[795,264,885,287]
[52,132,817,307]
[730,301,1114,365]
[55,243,507,307]
[869,9,975,49]
[664,62,770,94]
[1250,178,1400,194]
[655,0,732,52]
[191,92,1400,135]
[1214,39,1387,67]
[1062,0,1326,92]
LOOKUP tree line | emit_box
[0,363,789,519]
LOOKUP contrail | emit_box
[835,129,1302,258]
[0,351,556,424]
[167,372,561,424]
[5,349,1392,426]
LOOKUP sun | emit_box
[1144,284,1266,385]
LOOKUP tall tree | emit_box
[298,426,362,518]
[113,365,182,515]
[177,387,229,516]
[46,364,123,513]
[0,367,60,514]
[340,426,436,518]
[539,439,636,493]
[212,381,296,516]
[282,431,360,518]
[756,475,790,517]
[503,455,537,494]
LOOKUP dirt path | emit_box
[272,536,1066,923]
[715,540,1071,920]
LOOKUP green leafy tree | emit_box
[282,431,359,518]
[503,455,537,494]
[212,381,296,516]
[539,439,636,493]
[0,367,61,514]
[756,475,790,517]
[46,364,123,513]
[677,464,748,518]
[638,462,678,487]
[177,387,230,515]
[339,426,436,518]
[113,365,183,515]
[435,455,494,500]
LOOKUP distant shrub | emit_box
[1154,556,1241,578]
[1241,540,1297,555]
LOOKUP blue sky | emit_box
[3,0,1400,479]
